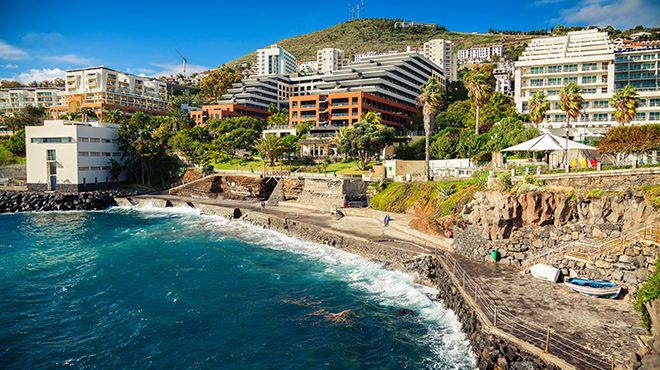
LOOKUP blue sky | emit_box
[1,0,658,83]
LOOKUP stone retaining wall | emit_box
[169,175,277,200]
[540,169,660,192]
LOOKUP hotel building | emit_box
[316,48,348,74]
[49,67,168,120]
[423,39,457,81]
[515,29,660,140]
[0,87,64,114]
[26,120,127,192]
[255,45,297,76]
[189,103,271,125]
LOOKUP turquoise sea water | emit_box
[0,208,474,369]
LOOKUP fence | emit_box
[433,250,617,370]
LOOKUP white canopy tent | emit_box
[501,133,597,152]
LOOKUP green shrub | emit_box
[516,183,542,195]
[635,258,660,332]
[524,175,545,186]
[494,172,512,192]
[642,185,660,208]
[587,189,605,199]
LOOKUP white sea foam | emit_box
[119,207,476,368]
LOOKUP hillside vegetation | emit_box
[227,18,538,66]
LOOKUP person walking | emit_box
[383,213,391,227]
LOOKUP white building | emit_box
[423,39,457,81]
[494,62,515,97]
[457,44,503,63]
[316,48,348,73]
[26,120,127,192]
[297,61,317,74]
[515,29,619,140]
[0,87,64,113]
[255,44,297,76]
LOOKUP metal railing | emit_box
[433,250,618,370]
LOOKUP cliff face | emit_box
[462,190,658,241]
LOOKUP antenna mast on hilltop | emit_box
[176,49,188,76]
[361,0,364,18]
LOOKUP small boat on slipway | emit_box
[564,278,622,299]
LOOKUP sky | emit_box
[0,0,658,83]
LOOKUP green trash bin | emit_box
[491,248,498,262]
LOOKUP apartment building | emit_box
[423,39,457,81]
[255,45,297,76]
[189,103,270,125]
[50,67,167,120]
[494,62,515,97]
[457,44,503,63]
[289,52,444,128]
[316,48,348,74]
[0,87,64,113]
[297,61,317,74]
[515,29,660,140]
[218,75,292,111]
[26,120,127,192]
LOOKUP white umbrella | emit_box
[501,133,597,152]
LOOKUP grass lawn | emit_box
[212,158,376,175]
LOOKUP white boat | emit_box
[529,264,560,283]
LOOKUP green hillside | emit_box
[225,18,539,66]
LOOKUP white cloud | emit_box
[12,68,66,83]
[44,54,94,65]
[22,32,64,43]
[1,64,19,69]
[558,0,660,29]
[532,0,566,6]
[0,40,29,60]
[150,62,209,77]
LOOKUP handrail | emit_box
[433,249,617,369]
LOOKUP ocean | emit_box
[0,207,474,369]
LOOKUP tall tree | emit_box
[528,91,551,128]
[199,67,243,102]
[466,64,495,135]
[103,109,126,124]
[416,76,445,180]
[80,108,97,122]
[558,82,584,165]
[337,121,395,170]
[609,84,640,126]
[361,111,382,125]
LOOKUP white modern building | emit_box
[423,39,457,81]
[255,44,297,76]
[316,48,348,73]
[514,29,660,140]
[297,61,317,74]
[0,87,64,113]
[494,62,515,97]
[26,120,127,192]
[457,44,503,63]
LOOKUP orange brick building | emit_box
[289,92,417,128]
[190,103,271,125]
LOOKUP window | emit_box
[91,166,101,171]
[563,77,577,84]
[79,151,89,157]
[548,77,561,85]
[89,137,100,143]
[31,137,73,143]
[530,67,544,74]
[650,112,660,121]
[582,76,597,84]
[530,79,544,86]
[582,63,597,71]
[650,99,660,107]
[101,166,110,170]
[643,54,654,60]
[593,101,609,108]
[102,138,111,143]
[90,152,101,157]
[79,137,89,142]
[593,113,609,122]
[563,64,577,72]
[47,149,56,161]
[79,166,89,171]
[553,114,566,122]
[547,90,559,96]
[635,112,647,121]
[548,65,562,73]
[583,88,597,94]
[103,152,111,157]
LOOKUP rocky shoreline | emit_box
[0,190,118,213]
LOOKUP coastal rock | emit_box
[0,190,118,213]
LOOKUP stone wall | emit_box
[552,242,657,295]
[405,255,557,370]
[541,169,660,192]
[169,175,276,200]
[294,178,367,211]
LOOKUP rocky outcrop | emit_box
[0,191,117,213]
[282,178,304,200]
[405,256,557,370]
[169,175,277,200]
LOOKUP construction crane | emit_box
[176,49,188,76]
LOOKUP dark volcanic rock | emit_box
[0,191,119,213]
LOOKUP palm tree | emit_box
[80,108,97,122]
[559,82,584,166]
[466,64,495,135]
[254,134,283,166]
[609,84,640,126]
[361,111,382,125]
[528,91,550,129]
[104,109,125,124]
[416,76,445,181]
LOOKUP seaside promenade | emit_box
[125,194,644,368]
